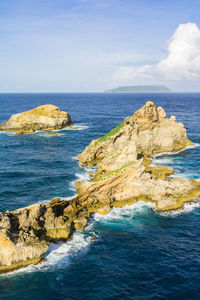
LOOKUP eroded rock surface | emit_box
[0,198,90,273]
[76,102,200,213]
[1,101,199,274]
[0,104,72,134]
[78,101,192,169]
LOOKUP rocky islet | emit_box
[0,101,200,274]
[0,104,72,134]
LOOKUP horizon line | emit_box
[1,91,200,94]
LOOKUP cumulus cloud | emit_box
[111,23,200,84]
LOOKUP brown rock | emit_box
[90,237,97,242]
[0,105,72,134]
[1,101,199,274]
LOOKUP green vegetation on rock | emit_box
[93,161,135,182]
[95,121,124,146]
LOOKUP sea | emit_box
[0,93,199,300]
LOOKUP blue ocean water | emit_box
[0,93,199,300]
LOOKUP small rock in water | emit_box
[49,131,56,135]
[0,104,72,134]
[90,236,98,242]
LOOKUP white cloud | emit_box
[111,23,200,84]
[111,66,134,81]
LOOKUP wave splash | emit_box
[1,137,199,277]
[2,197,200,277]
[0,124,89,137]
[158,199,200,217]
[153,143,200,158]
[2,229,94,278]
[94,201,155,223]
[1,201,156,277]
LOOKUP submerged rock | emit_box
[1,101,200,274]
[0,104,72,134]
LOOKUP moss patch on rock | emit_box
[93,161,135,182]
[94,121,124,147]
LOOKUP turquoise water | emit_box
[0,93,199,299]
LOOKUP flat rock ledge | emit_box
[0,101,200,274]
[0,104,72,134]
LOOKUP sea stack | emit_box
[0,104,72,134]
[0,101,200,274]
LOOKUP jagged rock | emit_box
[0,200,77,273]
[0,104,72,134]
[78,101,192,168]
[76,101,199,213]
[1,101,199,274]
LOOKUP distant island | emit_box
[105,85,171,93]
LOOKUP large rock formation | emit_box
[0,104,72,134]
[0,101,199,274]
[78,101,192,169]
[77,101,199,213]
[0,198,90,273]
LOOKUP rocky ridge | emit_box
[0,104,72,134]
[0,101,199,274]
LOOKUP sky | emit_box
[1,0,200,92]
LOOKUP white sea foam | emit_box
[43,231,91,269]
[2,197,199,278]
[35,124,89,134]
[150,157,174,167]
[37,132,66,138]
[94,201,155,223]
[0,131,16,136]
[170,171,200,180]
[0,124,89,138]
[158,199,200,217]
[72,156,78,161]
[153,143,200,158]
[75,172,91,182]
[60,195,77,201]
[56,125,89,131]
[69,171,92,192]
[69,159,97,192]
[69,181,77,192]
[1,134,198,277]
[85,166,98,173]
[71,125,89,130]
[2,202,154,276]
[1,230,92,277]
[194,143,200,147]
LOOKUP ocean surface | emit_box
[0,93,199,300]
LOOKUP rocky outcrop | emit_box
[0,101,199,274]
[0,105,72,134]
[76,159,200,212]
[78,101,192,170]
[76,102,199,214]
[0,197,90,273]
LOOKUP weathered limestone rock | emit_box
[0,199,80,273]
[78,101,192,167]
[76,101,199,213]
[0,104,72,134]
[77,160,200,212]
[1,101,199,274]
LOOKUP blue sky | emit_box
[1,0,200,92]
